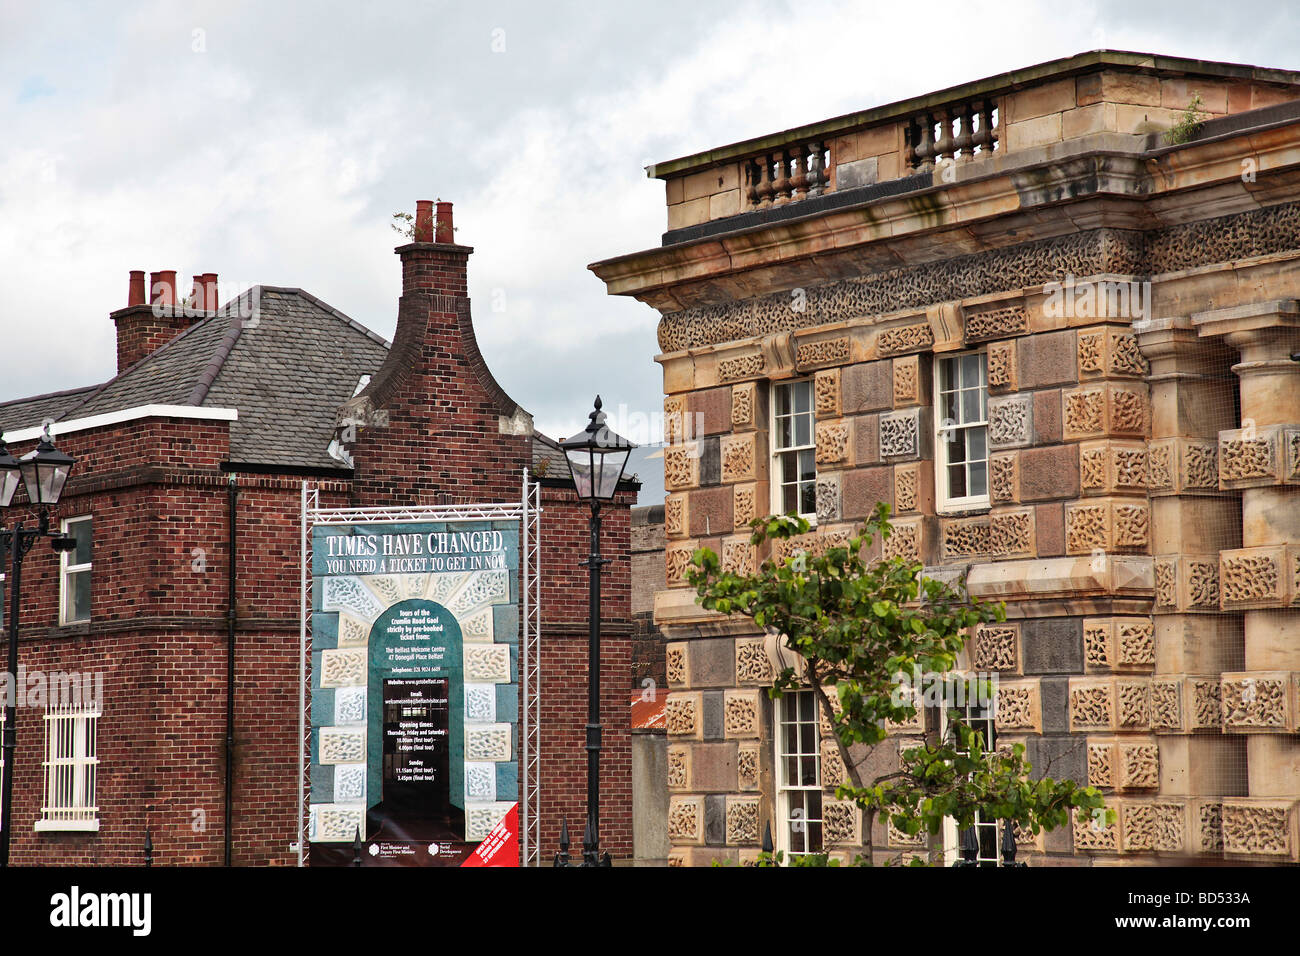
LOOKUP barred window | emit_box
[35,703,100,832]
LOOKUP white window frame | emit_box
[939,685,1000,866]
[770,379,817,522]
[774,689,823,858]
[934,352,990,512]
[35,702,100,832]
[59,515,92,626]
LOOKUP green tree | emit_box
[686,502,1108,864]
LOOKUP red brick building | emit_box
[0,200,634,865]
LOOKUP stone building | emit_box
[0,200,635,865]
[591,50,1300,865]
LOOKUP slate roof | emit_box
[0,285,561,474]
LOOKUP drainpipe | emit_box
[226,475,238,866]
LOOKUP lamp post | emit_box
[556,397,633,867]
[0,427,76,868]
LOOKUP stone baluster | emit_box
[913,113,935,169]
[933,107,954,163]
[954,103,975,162]
[789,143,809,201]
[807,141,827,197]
[745,159,761,209]
[772,149,792,205]
[755,155,775,208]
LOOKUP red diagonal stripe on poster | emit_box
[461,803,519,867]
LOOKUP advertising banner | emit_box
[307,520,520,866]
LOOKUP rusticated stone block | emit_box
[815,472,841,523]
[882,515,928,564]
[815,419,852,465]
[1116,681,1150,731]
[814,368,840,419]
[1153,554,1221,613]
[842,360,893,413]
[688,485,732,538]
[666,642,689,687]
[1122,800,1187,854]
[665,692,701,738]
[1219,546,1292,609]
[990,451,1018,504]
[1064,497,1149,554]
[941,514,990,561]
[725,796,761,845]
[994,679,1041,733]
[667,745,689,790]
[1221,799,1298,860]
[893,462,920,515]
[1021,617,1083,674]
[986,339,1017,391]
[1217,425,1294,489]
[823,800,862,847]
[720,535,756,576]
[732,482,759,530]
[736,743,760,791]
[723,688,761,738]
[667,796,704,845]
[1073,808,1119,853]
[972,623,1020,674]
[665,494,688,538]
[664,442,701,490]
[1220,672,1296,733]
[1078,440,1149,495]
[720,432,758,483]
[734,638,774,685]
[1069,678,1115,731]
[892,354,921,407]
[1018,444,1079,501]
[1063,384,1148,440]
[842,465,892,520]
[665,542,697,587]
[1016,328,1077,387]
[1077,327,1149,379]
[990,507,1035,558]
[879,407,922,459]
[987,394,1033,448]
[1149,678,1183,732]
[1087,739,1117,789]
[730,381,757,429]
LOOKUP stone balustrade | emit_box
[742,140,831,209]
[905,99,999,170]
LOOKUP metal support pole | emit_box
[1,522,36,868]
[582,503,603,866]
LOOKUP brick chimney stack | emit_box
[339,198,532,507]
[112,267,209,374]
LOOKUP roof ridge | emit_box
[0,382,100,411]
[186,313,247,407]
[290,288,391,348]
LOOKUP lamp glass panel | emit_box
[566,448,595,500]
[0,467,18,507]
[592,447,630,500]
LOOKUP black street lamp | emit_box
[556,396,633,867]
[0,427,76,868]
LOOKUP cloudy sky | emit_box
[2,0,1297,502]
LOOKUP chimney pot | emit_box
[203,274,219,313]
[151,270,177,306]
[414,200,434,243]
[190,275,205,311]
[435,202,454,243]
[128,270,146,307]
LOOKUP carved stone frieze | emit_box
[665,694,699,736]
[668,796,703,844]
[731,382,756,428]
[1117,680,1150,730]
[735,639,774,685]
[1221,801,1296,859]
[892,355,920,406]
[726,797,761,845]
[990,453,1017,503]
[665,495,686,538]
[815,420,851,465]
[988,395,1033,448]
[664,443,700,490]
[724,689,760,737]
[1150,679,1183,732]
[733,484,757,529]
[942,516,991,559]
[1220,673,1293,732]
[990,508,1034,557]
[1119,741,1159,789]
[1219,548,1286,608]
[666,643,688,686]
[657,205,1300,353]
[986,340,1016,390]
[823,801,861,846]
[972,624,1019,673]
[894,464,919,514]
[1070,679,1114,731]
[720,433,757,483]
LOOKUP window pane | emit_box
[950,434,966,464]
[70,520,92,565]
[783,481,798,515]
[800,721,815,753]
[949,464,967,498]
[779,415,794,449]
[939,359,953,393]
[794,413,810,447]
[70,570,91,623]
[968,426,986,462]
[798,449,815,482]
[970,461,987,497]
[799,692,813,721]
[793,382,810,414]
[961,354,980,388]
[942,390,957,425]
[800,482,816,516]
